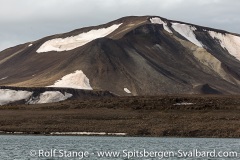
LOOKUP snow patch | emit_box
[107,133,127,136]
[173,102,195,106]
[171,23,203,47]
[29,91,72,104]
[50,132,127,136]
[124,88,131,94]
[51,132,106,135]
[0,77,8,81]
[37,23,122,53]
[0,89,32,106]
[150,17,172,33]
[28,44,33,47]
[13,132,24,134]
[49,70,92,90]
[208,31,240,61]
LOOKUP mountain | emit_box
[1,16,240,97]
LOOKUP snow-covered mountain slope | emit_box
[0,16,240,95]
[208,31,240,61]
[150,17,172,33]
[171,23,203,47]
[48,70,92,90]
[37,24,122,53]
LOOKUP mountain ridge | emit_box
[1,15,239,52]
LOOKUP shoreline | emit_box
[0,132,239,139]
[0,131,127,136]
[0,95,240,138]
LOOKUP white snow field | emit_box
[171,23,203,47]
[29,91,72,104]
[37,23,122,53]
[150,17,172,33]
[0,89,32,105]
[49,70,92,90]
[0,89,73,105]
[208,31,240,61]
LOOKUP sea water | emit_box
[0,135,239,159]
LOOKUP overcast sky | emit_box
[0,0,239,51]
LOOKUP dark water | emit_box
[0,135,239,159]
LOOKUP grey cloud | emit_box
[0,0,240,51]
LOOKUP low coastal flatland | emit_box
[0,95,239,137]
